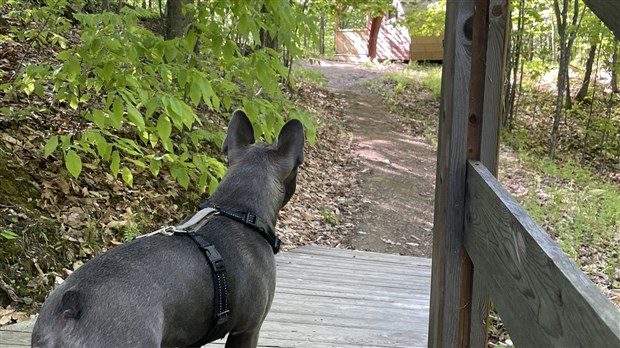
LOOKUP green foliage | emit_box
[293,67,327,87]
[0,230,19,241]
[320,206,341,226]
[368,65,442,146]
[4,1,317,192]
[513,155,620,280]
[403,0,446,37]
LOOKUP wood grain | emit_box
[469,0,510,345]
[427,0,474,346]
[465,161,620,347]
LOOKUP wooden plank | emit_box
[427,0,474,346]
[480,0,509,176]
[465,161,620,347]
[469,1,510,346]
[288,245,432,266]
[278,257,431,275]
[461,0,491,344]
[583,0,620,40]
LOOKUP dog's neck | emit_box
[207,170,283,229]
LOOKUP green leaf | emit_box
[91,110,107,128]
[0,230,19,240]
[57,50,71,61]
[96,136,111,160]
[164,45,178,63]
[157,115,172,142]
[173,167,189,189]
[208,174,218,194]
[111,97,124,129]
[65,150,82,179]
[223,40,235,61]
[149,158,162,176]
[185,30,197,51]
[44,136,58,158]
[121,167,133,187]
[189,80,201,106]
[126,104,145,131]
[102,61,115,81]
[127,158,146,168]
[198,78,213,109]
[110,150,120,177]
[64,57,81,81]
[145,96,158,118]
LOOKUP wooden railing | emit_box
[466,161,620,346]
[428,0,620,346]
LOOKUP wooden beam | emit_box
[468,1,511,346]
[465,161,620,347]
[583,0,620,40]
[427,0,474,346]
[480,0,510,177]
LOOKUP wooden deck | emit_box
[0,246,431,347]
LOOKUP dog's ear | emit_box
[277,119,304,168]
[222,110,255,154]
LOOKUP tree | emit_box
[575,43,597,102]
[549,0,583,160]
[165,0,192,40]
[367,15,383,61]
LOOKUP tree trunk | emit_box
[550,0,582,160]
[102,0,109,11]
[368,15,383,61]
[599,40,618,173]
[165,0,192,40]
[260,5,279,51]
[549,0,569,160]
[575,43,597,102]
[504,0,525,128]
[565,69,572,110]
[319,12,325,55]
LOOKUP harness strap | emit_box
[185,232,230,346]
[198,201,281,254]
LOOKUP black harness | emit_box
[140,204,281,346]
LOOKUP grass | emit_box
[368,64,442,146]
[293,67,327,87]
[500,146,620,288]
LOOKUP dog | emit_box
[31,110,305,348]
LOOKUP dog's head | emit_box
[221,110,304,209]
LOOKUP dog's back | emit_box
[32,110,304,348]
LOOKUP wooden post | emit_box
[429,0,509,346]
[428,0,474,346]
[468,0,510,346]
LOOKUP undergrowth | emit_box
[368,64,442,145]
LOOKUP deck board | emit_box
[0,246,431,347]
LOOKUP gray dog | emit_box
[31,110,304,348]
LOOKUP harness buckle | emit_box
[243,213,257,224]
[205,245,225,273]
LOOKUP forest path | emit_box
[306,60,436,257]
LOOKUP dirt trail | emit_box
[308,61,436,257]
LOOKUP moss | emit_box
[0,152,40,209]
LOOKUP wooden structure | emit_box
[335,1,443,62]
[428,0,620,347]
[0,246,432,347]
